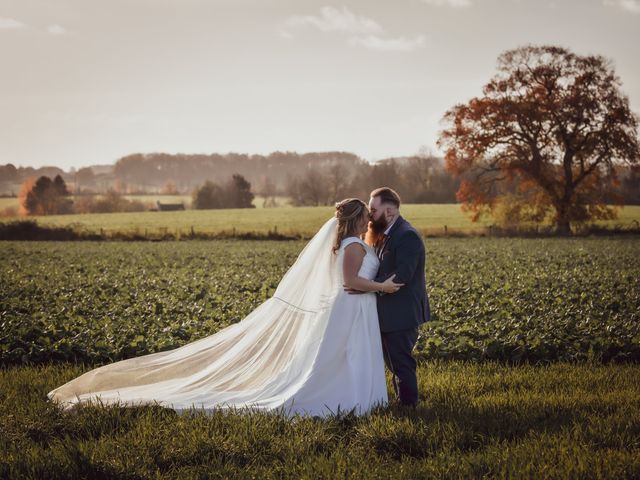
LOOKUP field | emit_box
[2,238,639,365]
[0,194,287,213]
[2,361,639,478]
[2,203,640,238]
[2,237,639,477]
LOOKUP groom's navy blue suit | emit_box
[375,215,430,406]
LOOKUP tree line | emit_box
[2,154,638,209]
[1,152,467,205]
[284,153,459,206]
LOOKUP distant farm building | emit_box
[156,201,185,211]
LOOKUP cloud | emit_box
[285,6,382,34]
[0,18,69,35]
[0,17,26,29]
[603,0,640,13]
[282,6,424,52]
[349,34,427,52]
[47,24,67,35]
[421,0,472,7]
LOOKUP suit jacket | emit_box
[375,215,431,332]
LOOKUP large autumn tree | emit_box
[438,45,640,234]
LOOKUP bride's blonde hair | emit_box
[333,198,368,254]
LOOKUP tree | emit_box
[21,175,73,215]
[53,174,69,196]
[398,152,459,203]
[369,160,401,194]
[286,168,329,206]
[619,165,640,205]
[256,176,278,207]
[17,177,36,215]
[75,167,96,192]
[161,180,178,195]
[192,181,225,209]
[0,163,18,183]
[225,174,255,208]
[438,45,640,234]
[325,161,350,202]
[191,175,255,209]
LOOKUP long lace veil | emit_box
[48,216,341,412]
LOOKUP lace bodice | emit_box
[338,237,380,281]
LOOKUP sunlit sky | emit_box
[1,0,639,169]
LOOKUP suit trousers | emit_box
[380,326,420,406]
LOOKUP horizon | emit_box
[1,0,639,170]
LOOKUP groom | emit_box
[367,187,430,408]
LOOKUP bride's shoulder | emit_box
[340,236,369,251]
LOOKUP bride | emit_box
[48,198,403,417]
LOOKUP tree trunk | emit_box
[555,204,572,236]
[556,219,571,236]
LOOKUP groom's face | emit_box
[368,196,389,234]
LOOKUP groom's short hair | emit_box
[370,187,401,208]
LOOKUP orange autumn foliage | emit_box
[438,45,640,234]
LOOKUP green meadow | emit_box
[2,203,640,237]
[0,195,282,212]
[2,361,638,479]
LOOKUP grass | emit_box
[1,361,638,479]
[2,204,640,238]
[0,195,289,212]
[0,203,484,236]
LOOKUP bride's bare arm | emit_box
[342,244,403,294]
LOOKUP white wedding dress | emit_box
[47,218,388,417]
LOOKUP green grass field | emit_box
[0,194,289,212]
[2,361,638,478]
[2,203,640,237]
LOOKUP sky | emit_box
[1,0,639,170]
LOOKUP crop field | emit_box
[2,204,640,238]
[1,237,639,477]
[2,237,639,365]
